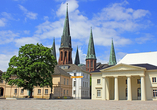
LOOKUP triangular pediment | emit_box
[100,63,146,72]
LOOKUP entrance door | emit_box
[0,88,3,96]
[137,88,141,100]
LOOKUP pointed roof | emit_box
[60,3,72,48]
[109,39,117,65]
[74,46,80,65]
[52,38,57,60]
[86,27,96,59]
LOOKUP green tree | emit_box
[2,43,57,98]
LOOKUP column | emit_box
[141,76,146,101]
[127,76,132,101]
[102,77,106,100]
[114,76,119,100]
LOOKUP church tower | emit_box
[51,38,57,60]
[109,39,117,65]
[74,46,80,65]
[58,3,72,65]
[86,27,97,72]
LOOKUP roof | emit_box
[109,39,117,65]
[74,46,80,65]
[118,51,157,66]
[58,64,90,74]
[53,66,71,77]
[52,38,57,60]
[86,28,96,60]
[92,63,157,72]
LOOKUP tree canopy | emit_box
[2,43,57,97]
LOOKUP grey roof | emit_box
[53,66,71,77]
[58,64,90,73]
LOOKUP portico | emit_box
[92,63,148,101]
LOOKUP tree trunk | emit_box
[29,89,33,98]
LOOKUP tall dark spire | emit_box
[109,39,117,65]
[60,3,72,48]
[52,38,57,60]
[86,27,96,60]
[74,46,80,65]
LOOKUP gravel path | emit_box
[0,99,156,110]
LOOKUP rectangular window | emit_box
[137,79,141,84]
[14,89,17,94]
[21,89,24,94]
[64,78,66,85]
[153,90,157,97]
[67,79,68,85]
[152,77,156,82]
[74,73,76,76]
[88,61,89,67]
[91,60,93,67]
[126,79,127,84]
[67,90,68,95]
[97,90,101,97]
[97,79,101,84]
[74,81,76,87]
[45,89,48,94]
[64,90,65,95]
[73,90,75,94]
[83,82,84,87]
[38,89,41,94]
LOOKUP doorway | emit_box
[137,88,141,100]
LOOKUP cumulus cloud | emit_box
[24,30,30,34]
[0,18,6,27]
[0,30,19,44]
[135,33,154,44]
[19,5,38,20]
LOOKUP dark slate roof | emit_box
[131,64,157,70]
[53,66,71,77]
[92,65,114,72]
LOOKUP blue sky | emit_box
[0,0,157,72]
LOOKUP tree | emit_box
[2,43,57,98]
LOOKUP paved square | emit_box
[0,99,157,110]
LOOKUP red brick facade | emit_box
[86,59,96,72]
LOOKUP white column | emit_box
[127,76,132,101]
[114,76,119,100]
[141,76,146,101]
[102,77,106,100]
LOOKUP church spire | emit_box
[109,39,117,65]
[86,27,96,60]
[60,3,71,48]
[86,27,97,72]
[74,46,80,65]
[52,38,57,60]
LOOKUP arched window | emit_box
[91,60,93,67]
[65,51,67,59]
[61,52,63,61]
[87,61,89,67]
[69,52,71,61]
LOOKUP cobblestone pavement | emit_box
[0,99,157,110]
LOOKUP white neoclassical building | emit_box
[91,51,157,101]
[59,64,90,99]
[91,63,157,101]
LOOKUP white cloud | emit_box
[135,33,154,44]
[24,30,30,34]
[0,18,6,27]
[19,5,38,20]
[14,37,40,47]
[44,16,49,21]
[0,30,19,44]
[1,12,13,20]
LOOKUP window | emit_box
[137,79,141,84]
[91,60,93,67]
[137,88,141,97]
[126,80,127,84]
[152,77,156,82]
[73,90,76,94]
[97,79,101,84]
[21,89,24,94]
[87,82,88,87]
[38,89,41,94]
[14,89,17,94]
[85,82,86,87]
[83,82,84,87]
[67,79,68,85]
[87,61,89,67]
[0,80,3,83]
[67,90,68,95]
[74,81,76,87]
[74,73,76,76]
[97,90,101,97]
[64,78,66,85]
[153,90,157,97]
[64,90,65,95]
[45,89,48,94]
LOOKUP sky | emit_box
[0,0,157,72]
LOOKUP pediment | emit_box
[100,63,146,72]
